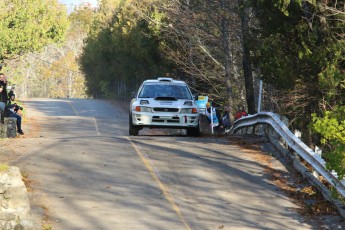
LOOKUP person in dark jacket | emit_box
[222,106,231,128]
[0,73,8,124]
[6,93,24,135]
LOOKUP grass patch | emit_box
[0,164,9,172]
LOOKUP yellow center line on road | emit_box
[67,101,79,116]
[127,137,192,230]
[67,101,100,135]
[93,117,101,136]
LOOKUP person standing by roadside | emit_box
[235,105,248,121]
[205,102,223,132]
[222,106,231,128]
[0,73,8,124]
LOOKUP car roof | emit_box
[143,78,186,84]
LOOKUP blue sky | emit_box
[59,0,98,10]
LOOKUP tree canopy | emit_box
[79,0,172,98]
[250,0,345,176]
[3,3,93,98]
[0,0,69,59]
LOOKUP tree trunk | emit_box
[220,0,235,123]
[240,0,256,114]
[68,72,73,98]
[223,26,235,123]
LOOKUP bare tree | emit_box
[140,0,247,121]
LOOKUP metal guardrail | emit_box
[231,112,345,198]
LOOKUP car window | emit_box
[138,83,192,99]
[139,84,157,98]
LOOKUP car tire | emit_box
[187,125,200,137]
[129,113,139,136]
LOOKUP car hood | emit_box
[136,98,195,107]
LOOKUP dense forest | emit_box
[0,0,344,177]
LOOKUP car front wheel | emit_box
[129,113,139,136]
[187,125,200,137]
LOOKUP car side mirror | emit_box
[194,94,199,101]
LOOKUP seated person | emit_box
[6,93,24,135]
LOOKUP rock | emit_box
[6,118,17,138]
[0,118,17,138]
[0,167,35,230]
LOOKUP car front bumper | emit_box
[132,112,199,128]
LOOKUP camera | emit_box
[14,103,23,111]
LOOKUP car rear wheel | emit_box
[129,113,139,136]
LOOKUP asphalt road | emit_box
[2,98,340,229]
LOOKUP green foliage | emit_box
[324,141,345,180]
[0,0,69,59]
[2,3,92,99]
[311,108,345,144]
[311,107,345,178]
[251,0,345,176]
[252,0,344,91]
[80,0,172,99]
[317,43,345,102]
[68,5,95,33]
[252,0,344,146]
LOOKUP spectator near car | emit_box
[235,105,248,121]
[221,106,231,128]
[205,102,223,132]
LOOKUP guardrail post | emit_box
[315,146,322,157]
[294,130,301,139]
[312,146,323,178]
[258,80,263,113]
[331,170,339,178]
[293,130,302,161]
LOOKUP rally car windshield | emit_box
[138,84,193,100]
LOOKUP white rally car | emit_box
[129,78,200,136]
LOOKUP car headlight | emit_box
[135,106,151,112]
[180,108,198,114]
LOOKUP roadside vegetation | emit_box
[0,1,344,179]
